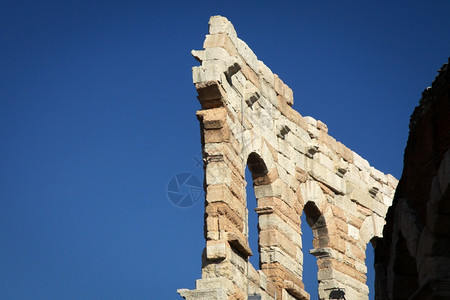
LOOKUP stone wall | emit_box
[375,59,450,299]
[178,16,397,300]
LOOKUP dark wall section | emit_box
[376,58,450,299]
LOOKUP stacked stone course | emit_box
[179,16,397,300]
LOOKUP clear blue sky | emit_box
[1,1,449,299]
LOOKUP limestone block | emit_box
[353,152,371,172]
[259,77,277,108]
[300,180,327,210]
[303,116,316,127]
[290,121,312,144]
[370,166,387,184]
[360,216,375,245]
[206,161,231,186]
[258,60,274,87]
[260,125,278,149]
[240,64,260,88]
[273,75,294,107]
[258,197,301,228]
[206,204,245,234]
[303,116,319,139]
[206,185,246,220]
[306,141,319,158]
[283,281,309,300]
[344,166,363,186]
[345,242,365,262]
[203,33,238,56]
[247,260,261,286]
[307,158,346,195]
[193,60,225,84]
[273,74,284,96]
[372,198,388,217]
[203,126,230,144]
[278,152,296,176]
[229,243,248,273]
[336,142,353,163]
[347,213,363,229]
[195,277,235,294]
[283,85,294,107]
[386,173,398,188]
[197,107,227,129]
[253,167,279,186]
[285,173,300,194]
[285,130,306,155]
[317,152,336,172]
[236,38,259,73]
[296,167,308,185]
[317,120,328,133]
[206,240,229,260]
[259,213,301,247]
[348,184,373,211]
[348,224,360,240]
[259,141,276,170]
[244,83,261,107]
[221,260,246,287]
[221,83,240,108]
[292,148,307,171]
[318,280,341,300]
[257,270,267,291]
[259,229,298,259]
[178,287,228,300]
[260,247,302,278]
[254,180,284,199]
[209,16,237,43]
[227,232,253,257]
[354,260,367,275]
[230,71,247,97]
[318,268,368,295]
[277,98,308,131]
[318,130,338,155]
[281,288,298,300]
[380,182,395,199]
[192,47,231,63]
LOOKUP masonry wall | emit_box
[375,59,450,299]
[178,16,397,300]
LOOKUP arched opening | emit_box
[245,152,269,270]
[301,212,319,300]
[304,201,329,248]
[365,239,376,300]
[391,232,419,299]
[302,201,329,299]
[245,166,259,268]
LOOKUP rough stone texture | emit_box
[375,59,450,300]
[179,16,397,300]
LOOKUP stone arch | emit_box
[303,201,330,250]
[247,152,269,180]
[245,151,270,270]
[389,231,419,299]
[360,214,386,246]
[300,199,334,300]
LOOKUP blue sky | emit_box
[1,1,449,299]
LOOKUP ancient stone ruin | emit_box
[375,59,450,299]
[179,16,400,299]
